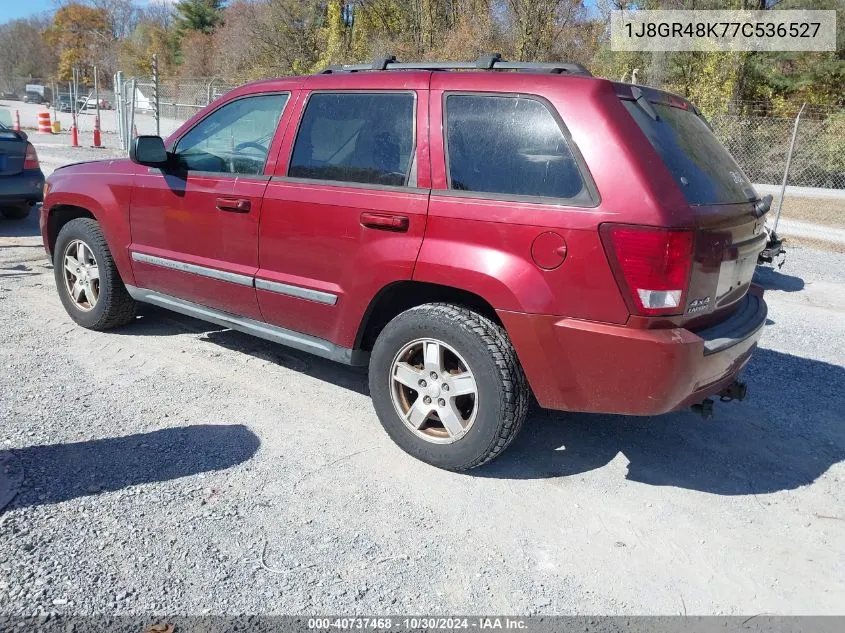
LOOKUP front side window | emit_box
[174,94,289,175]
[445,94,587,201]
[288,92,415,187]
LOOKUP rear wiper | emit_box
[630,86,659,121]
[754,194,773,218]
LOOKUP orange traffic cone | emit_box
[71,123,80,148]
[13,110,21,132]
[92,116,103,148]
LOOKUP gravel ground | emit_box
[0,140,844,617]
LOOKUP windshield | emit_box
[623,100,757,206]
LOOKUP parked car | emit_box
[41,55,769,470]
[23,85,51,106]
[0,123,44,220]
[1,91,20,101]
[57,95,73,113]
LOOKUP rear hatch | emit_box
[616,85,767,325]
[0,127,26,176]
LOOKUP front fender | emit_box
[45,160,137,286]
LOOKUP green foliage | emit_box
[175,0,226,35]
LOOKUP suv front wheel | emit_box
[369,303,529,470]
[53,218,137,330]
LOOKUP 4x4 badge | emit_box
[688,296,711,313]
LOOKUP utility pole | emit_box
[94,65,100,124]
[152,54,160,137]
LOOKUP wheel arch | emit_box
[45,197,136,287]
[46,204,97,257]
[355,280,502,352]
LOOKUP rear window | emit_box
[289,92,415,187]
[445,94,588,202]
[623,100,757,205]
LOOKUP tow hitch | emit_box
[690,381,748,419]
[691,399,714,419]
[720,380,747,402]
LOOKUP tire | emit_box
[369,303,529,471]
[1,205,30,220]
[53,218,137,330]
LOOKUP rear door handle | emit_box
[216,197,251,213]
[360,212,409,232]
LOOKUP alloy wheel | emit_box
[62,239,100,311]
[389,338,479,444]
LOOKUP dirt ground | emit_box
[0,134,843,617]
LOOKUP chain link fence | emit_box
[113,75,234,149]
[709,102,845,237]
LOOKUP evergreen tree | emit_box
[174,0,226,35]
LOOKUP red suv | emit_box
[41,55,768,470]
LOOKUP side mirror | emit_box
[130,135,169,167]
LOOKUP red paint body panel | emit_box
[499,302,759,415]
[258,181,429,346]
[41,68,767,418]
[128,170,265,320]
[257,84,431,347]
[40,159,138,287]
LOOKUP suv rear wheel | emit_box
[369,303,529,470]
[54,218,137,330]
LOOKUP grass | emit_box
[773,195,845,229]
[782,235,845,255]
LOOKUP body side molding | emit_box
[131,252,253,287]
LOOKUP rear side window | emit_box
[445,94,587,201]
[289,92,415,187]
[623,101,757,205]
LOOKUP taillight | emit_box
[23,142,39,170]
[600,224,694,316]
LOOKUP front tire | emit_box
[369,303,529,470]
[1,205,31,220]
[53,218,137,330]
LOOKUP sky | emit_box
[1,0,56,22]
[0,0,173,24]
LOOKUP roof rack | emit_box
[319,53,592,77]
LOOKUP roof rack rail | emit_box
[319,53,592,77]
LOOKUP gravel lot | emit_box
[1,139,844,617]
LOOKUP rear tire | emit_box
[1,205,31,220]
[54,218,137,330]
[369,303,529,470]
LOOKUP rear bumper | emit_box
[0,169,44,205]
[499,288,766,416]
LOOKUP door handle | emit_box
[216,197,251,213]
[360,212,409,232]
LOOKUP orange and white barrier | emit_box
[37,111,52,134]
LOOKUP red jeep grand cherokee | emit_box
[41,55,768,470]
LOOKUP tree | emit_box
[0,17,57,81]
[44,3,113,81]
[118,20,178,77]
[175,0,226,35]
[179,30,216,76]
